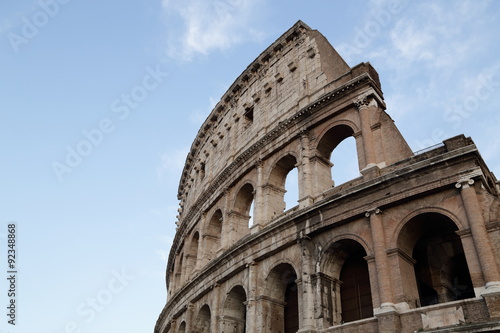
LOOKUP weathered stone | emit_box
[155,21,500,333]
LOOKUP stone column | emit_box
[456,229,486,290]
[298,130,314,208]
[220,188,232,250]
[366,209,395,311]
[186,303,194,333]
[262,184,286,222]
[312,272,341,328]
[211,284,220,333]
[298,239,316,331]
[355,97,377,169]
[170,319,177,333]
[456,179,500,291]
[246,261,258,333]
[253,159,265,230]
[198,213,208,267]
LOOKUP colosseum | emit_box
[155,21,500,333]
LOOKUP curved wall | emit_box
[156,21,500,333]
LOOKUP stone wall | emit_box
[156,21,500,333]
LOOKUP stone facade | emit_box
[155,21,500,333]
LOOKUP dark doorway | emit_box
[284,280,299,333]
[340,255,373,322]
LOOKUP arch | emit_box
[397,212,475,307]
[205,209,223,261]
[264,263,299,333]
[320,233,372,271]
[313,123,361,192]
[316,123,357,160]
[330,136,359,185]
[175,252,184,290]
[233,182,255,216]
[221,285,247,333]
[186,231,200,275]
[265,154,299,219]
[162,322,171,333]
[320,239,373,325]
[391,207,466,248]
[178,321,186,333]
[231,182,255,235]
[194,304,211,333]
[265,152,299,187]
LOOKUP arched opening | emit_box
[175,251,184,290]
[398,213,475,307]
[339,248,372,322]
[194,304,211,333]
[233,183,254,235]
[316,125,358,189]
[206,209,223,261]
[267,154,298,220]
[320,239,373,325]
[178,321,186,333]
[264,263,299,332]
[330,136,359,185]
[248,200,255,227]
[221,286,247,333]
[284,167,299,210]
[186,232,200,275]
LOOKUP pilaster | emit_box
[366,208,395,312]
[456,179,500,293]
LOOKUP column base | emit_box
[482,288,500,319]
[375,308,401,333]
[361,163,380,180]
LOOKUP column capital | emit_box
[455,178,475,189]
[245,260,256,267]
[354,96,370,109]
[365,208,382,217]
[354,95,378,110]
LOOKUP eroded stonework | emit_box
[155,21,500,333]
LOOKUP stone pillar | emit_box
[185,254,196,280]
[456,229,486,290]
[253,159,265,230]
[211,284,220,333]
[198,213,208,267]
[299,239,316,331]
[298,130,314,208]
[170,319,177,333]
[262,184,286,222]
[312,272,341,328]
[309,155,334,195]
[220,188,232,250]
[386,248,418,307]
[246,262,258,333]
[355,97,378,169]
[186,303,194,333]
[366,209,401,332]
[456,179,500,291]
[255,296,286,333]
[366,209,395,311]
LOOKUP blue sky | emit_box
[1,0,499,332]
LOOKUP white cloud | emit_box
[390,20,434,62]
[163,0,265,60]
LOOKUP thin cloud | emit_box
[156,148,189,180]
[163,0,265,60]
